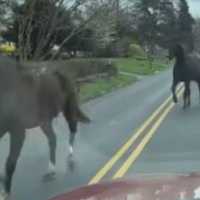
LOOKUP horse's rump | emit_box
[37,74,65,119]
[0,56,90,129]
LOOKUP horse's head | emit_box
[168,44,185,60]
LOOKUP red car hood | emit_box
[51,173,200,200]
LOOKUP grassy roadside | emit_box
[79,57,169,102]
[80,74,137,102]
[114,57,169,75]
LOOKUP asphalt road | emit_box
[1,68,199,200]
[127,80,200,176]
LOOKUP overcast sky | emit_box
[187,0,200,18]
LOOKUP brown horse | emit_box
[0,55,90,199]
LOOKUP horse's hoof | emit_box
[69,146,74,156]
[48,162,56,173]
[67,155,75,172]
[173,98,178,103]
[42,161,56,181]
[43,162,56,182]
[183,105,189,110]
[43,172,56,182]
[0,190,9,200]
[46,170,56,177]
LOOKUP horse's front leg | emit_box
[0,131,25,199]
[41,122,57,178]
[183,81,191,109]
[172,80,178,103]
[187,83,191,107]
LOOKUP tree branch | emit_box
[50,3,107,60]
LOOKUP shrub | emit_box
[61,59,118,79]
[128,44,146,58]
[0,42,16,55]
[23,59,118,82]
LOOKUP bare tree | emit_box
[0,0,14,25]
[10,0,114,61]
[85,0,118,53]
[15,0,83,60]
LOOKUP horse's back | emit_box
[186,54,200,78]
[0,57,75,129]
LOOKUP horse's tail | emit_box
[54,71,90,124]
[54,71,67,91]
[76,106,91,123]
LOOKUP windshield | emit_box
[0,0,200,200]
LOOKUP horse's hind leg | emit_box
[172,80,178,103]
[197,81,200,103]
[63,99,78,156]
[41,123,57,176]
[183,81,191,109]
[187,84,191,107]
[68,120,77,156]
[1,131,25,199]
[183,88,187,109]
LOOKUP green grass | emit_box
[114,57,169,75]
[79,57,169,102]
[80,74,137,102]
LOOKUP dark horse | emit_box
[169,44,200,108]
[0,55,90,199]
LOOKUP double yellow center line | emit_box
[89,86,184,185]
